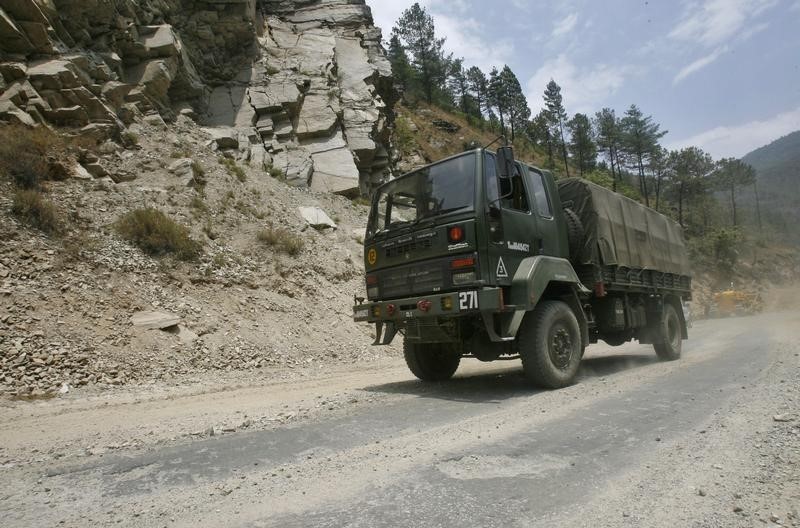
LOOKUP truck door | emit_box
[485,157,535,286]
[524,166,560,257]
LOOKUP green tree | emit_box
[712,158,757,226]
[393,3,449,104]
[466,66,488,117]
[593,108,622,191]
[447,58,471,115]
[529,110,554,167]
[650,146,668,211]
[667,146,714,227]
[543,79,570,177]
[488,67,508,134]
[567,113,596,176]
[620,104,667,207]
[387,32,414,94]
[500,66,529,142]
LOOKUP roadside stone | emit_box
[298,207,337,230]
[203,127,239,149]
[130,311,180,330]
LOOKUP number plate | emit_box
[458,291,478,311]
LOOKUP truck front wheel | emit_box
[403,340,461,382]
[653,303,682,361]
[519,300,583,389]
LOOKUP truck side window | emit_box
[502,163,529,212]
[530,170,553,218]
[484,152,499,204]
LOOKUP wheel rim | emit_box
[549,324,573,370]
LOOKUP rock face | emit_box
[205,0,395,195]
[0,0,395,195]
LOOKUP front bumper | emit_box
[352,287,505,323]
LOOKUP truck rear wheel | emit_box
[403,340,460,382]
[519,300,583,389]
[653,303,682,361]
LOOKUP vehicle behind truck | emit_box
[353,146,692,388]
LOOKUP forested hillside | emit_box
[741,131,800,241]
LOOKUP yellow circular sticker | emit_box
[367,248,377,266]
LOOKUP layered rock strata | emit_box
[0,0,394,195]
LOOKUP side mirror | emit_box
[496,145,515,180]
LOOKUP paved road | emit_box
[2,312,798,527]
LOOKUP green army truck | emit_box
[353,146,692,388]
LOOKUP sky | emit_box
[366,0,800,159]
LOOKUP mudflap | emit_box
[372,321,398,346]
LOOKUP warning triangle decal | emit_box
[496,257,508,278]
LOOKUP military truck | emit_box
[353,147,692,388]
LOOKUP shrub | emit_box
[121,130,139,147]
[191,160,206,188]
[190,194,208,214]
[11,189,63,235]
[256,226,304,256]
[219,156,246,182]
[115,208,201,260]
[393,116,415,155]
[0,124,68,189]
[266,164,284,181]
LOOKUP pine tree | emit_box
[667,147,714,227]
[530,110,554,167]
[566,113,596,176]
[393,3,449,104]
[650,146,668,211]
[543,80,570,177]
[593,108,622,190]
[387,32,414,94]
[499,66,529,142]
[712,158,757,226]
[488,67,507,134]
[465,66,488,117]
[620,104,666,207]
[447,58,473,115]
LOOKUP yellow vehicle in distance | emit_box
[711,284,764,317]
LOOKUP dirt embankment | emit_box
[0,117,399,399]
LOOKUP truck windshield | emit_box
[367,152,477,237]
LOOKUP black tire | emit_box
[653,303,682,361]
[518,300,583,389]
[563,208,584,262]
[403,339,460,381]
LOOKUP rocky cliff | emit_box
[0,0,395,194]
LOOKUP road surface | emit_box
[1,312,798,527]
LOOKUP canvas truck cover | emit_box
[557,178,692,277]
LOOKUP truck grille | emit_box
[374,253,477,300]
[381,263,444,298]
[384,237,433,258]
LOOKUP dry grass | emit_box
[115,208,201,260]
[256,226,304,256]
[219,156,247,182]
[0,124,70,189]
[190,160,207,189]
[11,189,63,235]
[395,102,549,170]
